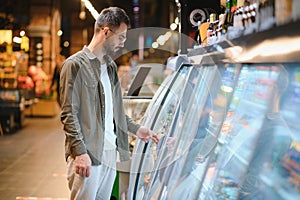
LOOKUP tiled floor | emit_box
[0,115,70,200]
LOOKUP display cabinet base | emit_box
[25,99,60,117]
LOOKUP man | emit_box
[60,7,159,200]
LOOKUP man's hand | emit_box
[136,126,159,144]
[75,153,92,177]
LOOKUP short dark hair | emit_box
[95,7,130,32]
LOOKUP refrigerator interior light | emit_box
[232,36,300,62]
[221,85,234,93]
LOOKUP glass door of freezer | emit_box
[277,63,300,199]
[128,73,173,200]
[128,64,193,200]
[199,64,287,200]
[158,64,240,200]
[143,65,218,200]
[238,63,300,200]
[131,63,241,200]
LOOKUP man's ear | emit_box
[101,27,109,36]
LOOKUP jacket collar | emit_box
[83,46,114,67]
[83,46,98,60]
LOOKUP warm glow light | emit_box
[170,23,177,30]
[81,0,99,20]
[157,35,166,45]
[79,11,86,20]
[13,36,22,44]
[0,30,12,44]
[63,41,70,47]
[175,17,179,24]
[165,31,172,39]
[21,36,29,51]
[57,30,63,36]
[20,30,25,37]
[226,46,243,61]
[152,42,159,48]
[260,37,300,56]
[36,43,42,48]
[231,36,300,62]
[152,31,173,48]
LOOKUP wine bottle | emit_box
[222,0,233,34]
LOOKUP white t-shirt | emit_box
[100,63,116,150]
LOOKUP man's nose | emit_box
[119,41,125,48]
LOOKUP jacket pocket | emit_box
[83,80,98,102]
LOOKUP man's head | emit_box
[95,7,130,56]
[95,7,130,32]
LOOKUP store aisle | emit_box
[0,115,69,200]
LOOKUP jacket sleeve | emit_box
[126,115,141,134]
[60,59,87,156]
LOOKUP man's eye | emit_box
[119,36,126,41]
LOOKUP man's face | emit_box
[103,23,127,56]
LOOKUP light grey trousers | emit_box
[67,149,117,200]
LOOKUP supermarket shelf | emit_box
[188,20,300,64]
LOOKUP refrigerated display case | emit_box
[236,64,300,200]
[128,62,241,200]
[128,64,194,200]
[146,64,240,200]
[279,65,300,197]
[193,20,300,200]
[128,17,300,200]
[198,28,300,200]
[143,65,219,200]
[118,64,169,199]
[198,64,290,200]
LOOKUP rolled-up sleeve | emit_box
[60,59,87,156]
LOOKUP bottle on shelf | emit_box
[222,0,234,35]
[237,0,245,8]
[244,2,258,34]
[207,13,219,46]
[233,7,243,29]
[216,13,225,40]
[258,0,276,31]
[292,0,300,21]
[231,0,238,13]
[275,0,293,26]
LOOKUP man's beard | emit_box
[103,41,121,59]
